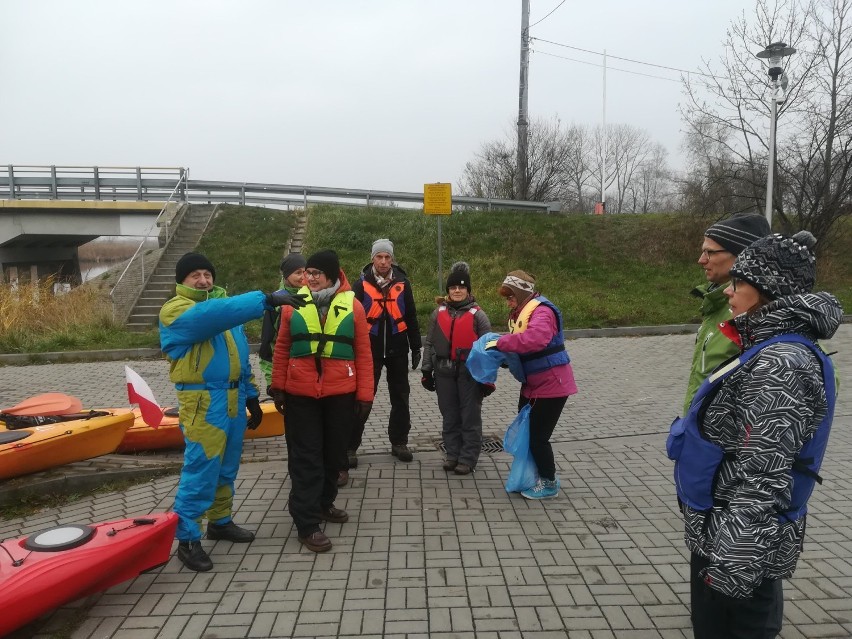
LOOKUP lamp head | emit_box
[757,42,796,79]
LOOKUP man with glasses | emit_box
[683,213,770,412]
[350,238,422,464]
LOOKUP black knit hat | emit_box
[705,213,771,256]
[175,252,216,283]
[279,253,306,278]
[446,261,472,293]
[306,249,340,281]
[729,231,817,300]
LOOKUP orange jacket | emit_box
[270,269,374,402]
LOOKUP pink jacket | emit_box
[496,303,578,399]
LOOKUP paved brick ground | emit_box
[1,326,850,638]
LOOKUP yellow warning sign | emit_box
[423,183,452,215]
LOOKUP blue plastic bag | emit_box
[503,404,538,492]
[467,333,526,384]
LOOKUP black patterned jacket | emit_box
[683,291,843,598]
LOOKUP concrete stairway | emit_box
[125,204,218,332]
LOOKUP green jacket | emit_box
[682,282,739,414]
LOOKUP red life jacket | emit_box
[433,305,480,361]
[362,281,408,335]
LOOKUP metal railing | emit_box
[0,165,558,212]
[109,171,189,323]
[0,165,186,202]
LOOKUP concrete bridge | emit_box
[0,199,165,284]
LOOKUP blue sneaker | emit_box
[521,478,560,500]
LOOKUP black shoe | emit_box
[442,459,458,471]
[454,463,474,475]
[391,444,413,462]
[206,521,255,543]
[177,541,213,572]
[320,506,349,523]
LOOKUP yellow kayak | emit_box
[0,409,134,480]
[115,401,285,453]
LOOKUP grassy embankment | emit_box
[1,204,849,354]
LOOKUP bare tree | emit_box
[562,124,596,211]
[459,116,571,202]
[632,142,672,213]
[680,0,852,246]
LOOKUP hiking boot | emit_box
[391,444,413,462]
[454,463,473,475]
[299,530,332,553]
[206,521,255,543]
[521,478,560,500]
[442,459,458,471]
[337,470,349,487]
[347,450,358,469]
[320,506,349,524]
[177,541,213,572]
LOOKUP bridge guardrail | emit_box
[1,165,558,212]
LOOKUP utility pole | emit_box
[601,49,607,213]
[516,0,530,201]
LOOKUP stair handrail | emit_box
[109,169,188,322]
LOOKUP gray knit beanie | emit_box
[279,254,306,278]
[371,238,394,259]
[729,231,817,300]
[705,213,771,256]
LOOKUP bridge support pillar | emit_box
[0,247,82,286]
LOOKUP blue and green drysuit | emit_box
[159,283,268,542]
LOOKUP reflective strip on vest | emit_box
[289,288,356,360]
[666,333,836,522]
[362,280,408,335]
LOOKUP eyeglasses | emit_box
[730,276,741,291]
[700,248,729,258]
[305,269,325,279]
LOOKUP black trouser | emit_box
[284,392,353,537]
[690,553,783,639]
[349,353,410,450]
[518,395,567,481]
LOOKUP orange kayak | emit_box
[115,401,285,453]
[0,409,134,480]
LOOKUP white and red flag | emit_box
[125,366,163,428]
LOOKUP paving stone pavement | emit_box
[0,326,850,638]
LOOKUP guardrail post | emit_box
[50,165,58,199]
[8,165,15,199]
[240,184,246,205]
[93,166,101,200]
[136,167,143,200]
[303,189,308,209]
[180,168,187,202]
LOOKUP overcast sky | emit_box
[1,1,756,195]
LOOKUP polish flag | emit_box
[125,366,163,428]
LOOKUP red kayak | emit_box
[0,512,177,636]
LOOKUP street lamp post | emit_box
[756,42,795,228]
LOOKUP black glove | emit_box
[421,371,436,392]
[355,400,373,425]
[270,389,286,416]
[479,382,496,398]
[266,290,307,309]
[411,349,421,370]
[246,397,263,430]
